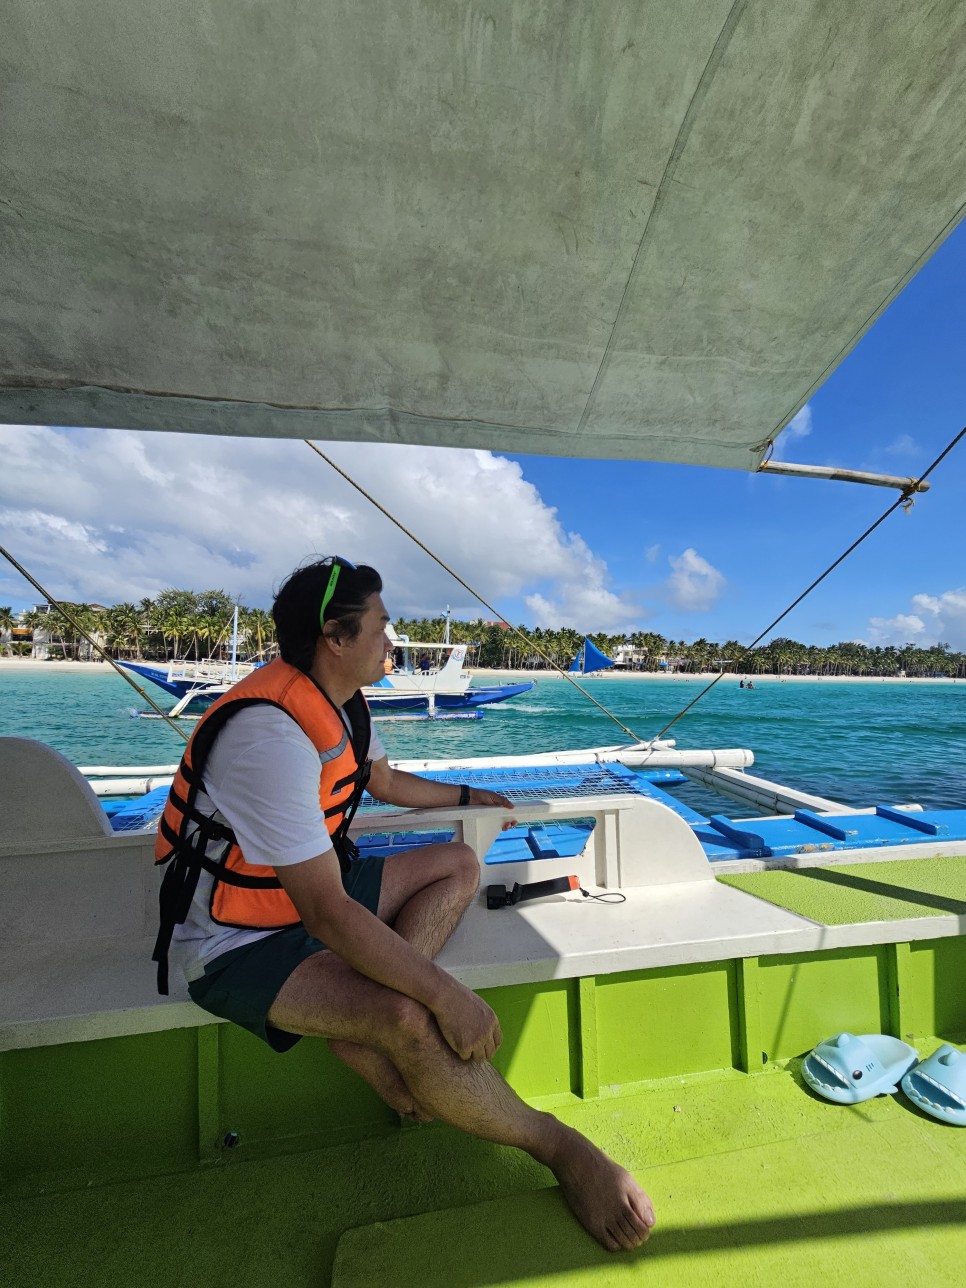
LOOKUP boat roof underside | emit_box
[3,2,966,467]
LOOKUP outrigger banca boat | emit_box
[3,5,966,1285]
[123,634,533,717]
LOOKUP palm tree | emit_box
[154,605,192,661]
[44,602,76,657]
[72,604,104,659]
[0,606,15,656]
[105,602,143,658]
[242,608,276,659]
[194,613,231,660]
[720,640,744,673]
[687,637,716,673]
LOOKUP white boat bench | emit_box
[4,736,958,1056]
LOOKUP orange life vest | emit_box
[152,658,371,993]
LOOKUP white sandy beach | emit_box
[0,657,959,683]
[472,667,962,684]
[0,658,114,673]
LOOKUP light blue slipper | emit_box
[901,1045,966,1126]
[802,1032,919,1104]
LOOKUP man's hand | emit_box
[467,787,514,810]
[465,786,517,830]
[432,977,503,1061]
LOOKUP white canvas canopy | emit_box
[3,2,965,469]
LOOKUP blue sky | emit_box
[2,219,964,649]
[505,218,966,647]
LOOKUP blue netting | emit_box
[359,761,656,811]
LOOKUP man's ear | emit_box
[319,625,344,655]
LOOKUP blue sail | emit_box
[568,638,615,674]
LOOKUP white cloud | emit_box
[0,508,109,555]
[524,580,638,632]
[911,588,966,648]
[665,548,725,612]
[0,425,637,629]
[522,533,640,629]
[867,613,927,645]
[645,543,661,564]
[867,589,966,649]
[772,404,812,460]
[885,434,919,457]
[911,590,966,619]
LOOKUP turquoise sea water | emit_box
[2,668,965,814]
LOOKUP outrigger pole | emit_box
[757,461,931,492]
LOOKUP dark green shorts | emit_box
[187,856,385,1052]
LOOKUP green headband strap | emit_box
[318,557,356,630]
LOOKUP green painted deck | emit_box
[718,856,966,925]
[6,1058,966,1287]
[335,1080,966,1287]
[5,931,966,1286]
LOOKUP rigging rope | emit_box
[651,424,966,742]
[309,424,964,749]
[8,422,957,764]
[303,441,649,744]
[0,544,190,742]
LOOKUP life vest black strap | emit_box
[329,757,371,873]
[152,834,208,995]
[328,836,352,875]
[157,803,234,861]
[179,761,206,790]
[158,813,181,851]
[165,780,236,841]
[342,689,372,769]
[199,853,283,889]
[331,763,368,794]
[152,837,284,993]
[183,808,234,842]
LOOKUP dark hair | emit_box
[273,559,382,673]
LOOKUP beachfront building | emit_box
[1,609,38,657]
[613,641,647,670]
[0,617,29,655]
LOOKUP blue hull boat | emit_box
[119,659,534,714]
[118,659,228,699]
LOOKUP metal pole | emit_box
[230,606,238,681]
[757,460,930,492]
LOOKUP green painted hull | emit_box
[5,936,966,1284]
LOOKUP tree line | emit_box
[391,618,966,677]
[2,597,964,677]
[0,590,273,663]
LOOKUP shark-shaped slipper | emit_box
[802,1032,919,1104]
[901,1045,966,1126]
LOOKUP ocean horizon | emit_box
[2,666,964,816]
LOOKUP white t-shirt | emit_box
[170,703,386,984]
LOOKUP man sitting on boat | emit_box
[154,555,655,1252]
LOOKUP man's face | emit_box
[344,593,392,686]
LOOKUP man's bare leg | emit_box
[377,841,481,956]
[326,842,478,1119]
[269,952,655,1252]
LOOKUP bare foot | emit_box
[328,1038,433,1122]
[545,1122,655,1252]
